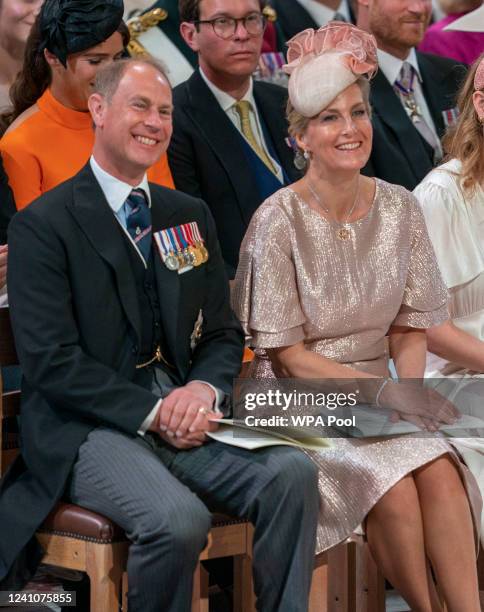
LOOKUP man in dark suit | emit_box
[0,58,319,611]
[357,0,467,190]
[169,0,301,277]
[270,0,355,45]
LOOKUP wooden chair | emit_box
[0,307,255,612]
[308,543,385,612]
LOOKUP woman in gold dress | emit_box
[233,23,481,612]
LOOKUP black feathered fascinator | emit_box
[39,0,124,67]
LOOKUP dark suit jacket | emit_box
[0,158,15,244]
[0,163,244,587]
[270,0,355,47]
[363,52,467,191]
[168,70,300,277]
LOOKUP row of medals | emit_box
[164,240,209,271]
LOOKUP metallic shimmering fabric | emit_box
[233,180,481,554]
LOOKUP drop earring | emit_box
[294,149,307,171]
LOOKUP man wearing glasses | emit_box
[169,0,301,278]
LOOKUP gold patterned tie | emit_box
[233,100,277,175]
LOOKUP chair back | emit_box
[0,308,20,475]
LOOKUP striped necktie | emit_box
[394,62,442,160]
[125,188,152,261]
[233,100,277,175]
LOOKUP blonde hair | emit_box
[442,53,484,195]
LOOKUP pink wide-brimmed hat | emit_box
[283,22,378,118]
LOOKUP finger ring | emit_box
[198,407,208,415]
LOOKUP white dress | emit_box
[414,159,484,536]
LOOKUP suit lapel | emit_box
[417,53,450,138]
[185,71,261,224]
[273,0,318,39]
[67,164,142,343]
[150,195,183,370]
[254,82,299,183]
[370,71,433,180]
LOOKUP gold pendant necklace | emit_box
[306,178,360,241]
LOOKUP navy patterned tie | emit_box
[394,62,441,160]
[125,188,152,261]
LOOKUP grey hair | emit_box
[93,57,170,102]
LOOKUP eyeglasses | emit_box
[194,12,267,39]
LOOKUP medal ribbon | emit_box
[175,226,189,250]
[154,230,170,258]
[394,69,415,96]
[184,223,196,246]
[265,53,275,76]
[166,227,181,254]
[191,222,203,244]
[180,223,193,246]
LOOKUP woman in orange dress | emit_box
[0,0,173,211]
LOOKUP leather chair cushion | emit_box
[38,503,248,544]
[38,502,126,543]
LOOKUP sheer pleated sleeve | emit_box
[413,161,484,289]
[232,198,306,348]
[392,190,449,328]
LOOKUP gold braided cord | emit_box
[262,5,277,22]
[127,8,168,58]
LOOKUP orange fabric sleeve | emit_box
[1,144,43,210]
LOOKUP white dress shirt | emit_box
[377,48,442,158]
[90,155,151,267]
[295,0,351,24]
[0,284,7,307]
[90,156,222,434]
[199,68,284,182]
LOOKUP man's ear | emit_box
[88,93,106,129]
[179,21,200,52]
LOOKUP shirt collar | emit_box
[377,47,422,85]
[90,156,151,214]
[199,66,255,112]
[295,0,350,24]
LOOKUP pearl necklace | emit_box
[306,178,360,241]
